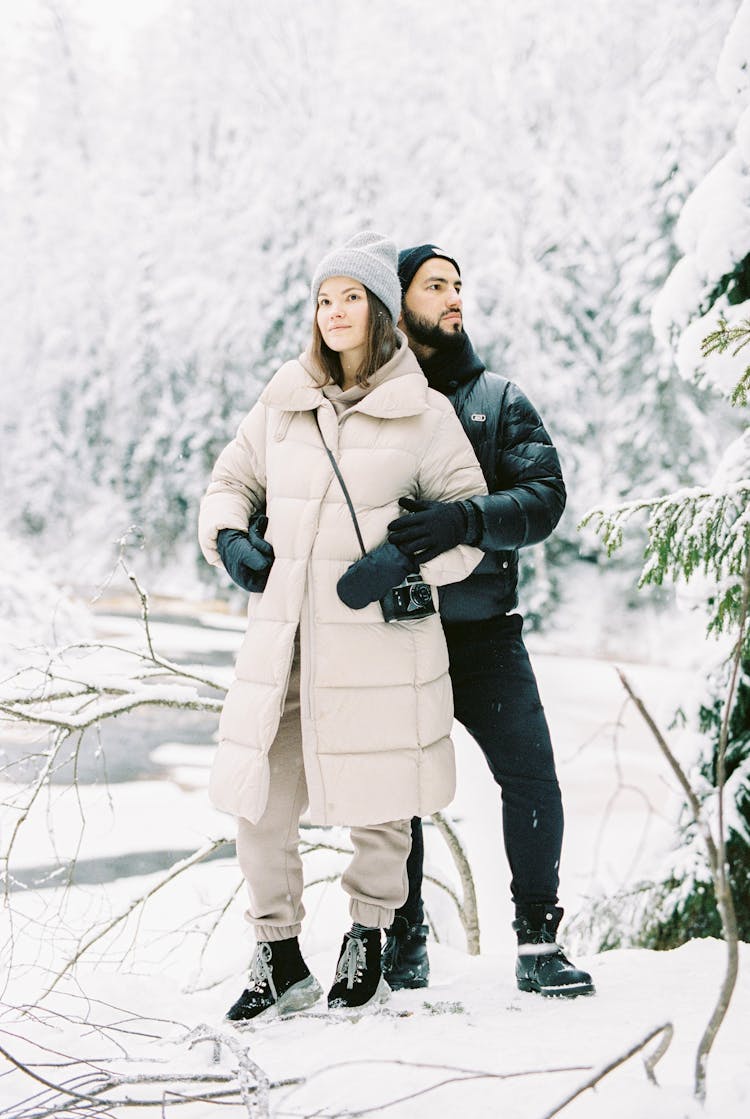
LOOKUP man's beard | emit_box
[401,305,465,351]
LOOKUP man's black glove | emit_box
[387,497,474,563]
[337,542,418,610]
[216,517,274,593]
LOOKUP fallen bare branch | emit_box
[58,638,227,693]
[0,692,223,733]
[277,1056,592,1118]
[537,1022,673,1118]
[44,837,232,994]
[188,1023,283,1118]
[644,1022,674,1084]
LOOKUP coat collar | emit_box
[260,331,430,419]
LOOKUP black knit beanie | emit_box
[397,244,461,295]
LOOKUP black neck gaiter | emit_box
[420,332,485,394]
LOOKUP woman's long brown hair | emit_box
[310,289,398,388]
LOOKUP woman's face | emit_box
[316,276,370,367]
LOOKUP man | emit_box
[381,244,594,998]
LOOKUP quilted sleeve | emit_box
[198,403,268,566]
[470,381,566,550]
[415,403,488,586]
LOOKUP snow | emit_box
[1,596,747,1118]
[0,0,748,1112]
[651,0,750,392]
[0,531,92,673]
[675,150,750,280]
[2,850,748,1117]
[716,0,750,104]
[673,304,749,393]
[0,0,740,583]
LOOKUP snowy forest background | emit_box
[0,0,745,621]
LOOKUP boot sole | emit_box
[517,978,596,998]
[386,975,430,991]
[278,974,325,1014]
[328,974,392,1011]
[227,974,324,1023]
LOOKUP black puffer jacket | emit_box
[420,334,566,623]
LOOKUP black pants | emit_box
[397,613,563,925]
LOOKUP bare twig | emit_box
[1,727,69,901]
[0,692,223,733]
[616,671,717,869]
[1,1004,300,1117]
[188,1024,279,1118]
[278,1056,592,1119]
[537,1022,674,1118]
[618,634,743,1102]
[44,837,232,994]
[0,1038,116,1105]
[194,879,245,974]
[128,567,156,661]
[423,872,462,914]
[430,812,480,954]
[694,550,748,1100]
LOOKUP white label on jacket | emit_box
[471,413,486,421]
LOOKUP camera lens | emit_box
[411,583,433,606]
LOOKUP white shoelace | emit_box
[248,942,277,999]
[335,935,367,989]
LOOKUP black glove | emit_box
[337,542,418,610]
[216,517,274,593]
[387,497,471,563]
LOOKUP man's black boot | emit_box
[225,937,323,1021]
[382,916,430,990]
[512,905,595,998]
[328,925,391,1009]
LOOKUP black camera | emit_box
[381,573,436,623]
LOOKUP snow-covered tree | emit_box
[582,0,750,956]
[652,0,750,397]
[0,0,739,603]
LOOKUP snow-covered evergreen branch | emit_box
[580,342,748,1099]
[701,315,750,405]
[582,479,750,639]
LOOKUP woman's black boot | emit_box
[328,925,390,1009]
[225,936,322,1021]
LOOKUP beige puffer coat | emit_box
[198,339,487,827]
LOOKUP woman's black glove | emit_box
[216,517,274,592]
[387,496,474,562]
[337,542,418,610]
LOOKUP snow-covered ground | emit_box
[1,597,747,1117]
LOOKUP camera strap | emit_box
[313,412,367,558]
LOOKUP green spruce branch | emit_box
[701,314,750,406]
[580,481,750,639]
[579,341,749,1104]
[581,334,750,640]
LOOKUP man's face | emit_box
[400,259,464,351]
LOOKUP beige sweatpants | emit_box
[236,638,411,942]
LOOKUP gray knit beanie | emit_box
[311,231,401,324]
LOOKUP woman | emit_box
[198,231,486,1018]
